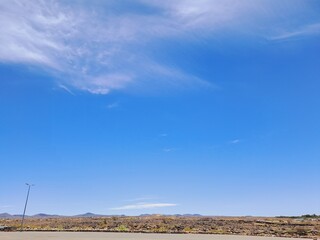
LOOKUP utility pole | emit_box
[20,183,34,231]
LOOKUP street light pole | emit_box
[20,183,34,231]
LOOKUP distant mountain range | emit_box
[0,212,202,219]
[0,213,57,219]
[0,212,112,219]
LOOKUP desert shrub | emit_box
[296,227,308,236]
[116,224,129,232]
[154,226,168,233]
[183,227,193,233]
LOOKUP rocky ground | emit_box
[1,216,319,239]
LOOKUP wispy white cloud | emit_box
[111,202,177,210]
[159,133,168,137]
[0,0,210,94]
[106,102,119,109]
[229,139,241,144]
[0,0,318,94]
[163,148,176,152]
[0,1,72,69]
[58,84,75,95]
[270,23,320,41]
[145,0,267,30]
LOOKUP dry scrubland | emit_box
[1,216,320,239]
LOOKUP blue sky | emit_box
[1,0,320,216]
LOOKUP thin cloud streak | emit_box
[163,147,178,152]
[106,102,119,109]
[159,133,168,137]
[229,139,241,144]
[111,202,177,210]
[270,23,320,41]
[58,84,75,96]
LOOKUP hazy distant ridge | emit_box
[0,212,202,219]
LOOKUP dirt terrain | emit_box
[1,216,319,239]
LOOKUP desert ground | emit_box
[1,216,319,239]
[0,232,312,240]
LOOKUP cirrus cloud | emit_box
[0,0,319,94]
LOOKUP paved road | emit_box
[0,232,310,240]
